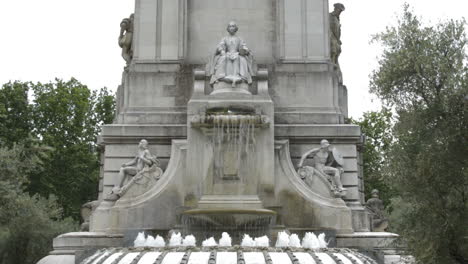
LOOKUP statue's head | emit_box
[333,3,345,14]
[226,21,239,35]
[371,189,379,198]
[139,139,149,149]
[320,139,330,149]
[120,18,130,29]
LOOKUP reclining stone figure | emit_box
[106,139,160,201]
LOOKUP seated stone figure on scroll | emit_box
[106,139,160,201]
[209,21,254,88]
[297,139,346,195]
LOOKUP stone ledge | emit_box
[336,232,400,250]
[275,124,361,138]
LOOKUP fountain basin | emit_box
[181,209,277,244]
[80,247,378,264]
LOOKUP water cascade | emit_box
[181,209,276,244]
[84,232,377,264]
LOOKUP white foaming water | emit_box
[289,234,302,248]
[202,237,218,247]
[301,232,321,249]
[241,234,255,247]
[145,235,156,247]
[154,235,166,247]
[219,232,232,247]
[132,231,327,249]
[169,232,182,247]
[182,235,196,247]
[133,232,146,247]
[254,236,269,247]
[275,231,290,248]
[318,233,328,248]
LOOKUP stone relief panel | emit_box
[297,139,347,198]
[105,139,163,201]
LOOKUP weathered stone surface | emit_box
[38,1,393,262]
[366,189,389,232]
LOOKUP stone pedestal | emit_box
[186,69,274,210]
[38,0,393,263]
[37,232,123,264]
[211,82,251,95]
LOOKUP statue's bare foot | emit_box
[105,193,120,201]
[104,187,122,201]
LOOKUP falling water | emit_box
[302,232,323,249]
[131,231,327,249]
[240,234,255,247]
[275,231,290,248]
[87,232,377,264]
[182,235,196,247]
[168,232,182,247]
[211,114,257,182]
[289,234,302,248]
[180,209,275,244]
[253,236,270,247]
[133,232,146,247]
[218,232,232,247]
[201,237,217,247]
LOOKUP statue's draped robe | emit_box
[209,35,254,85]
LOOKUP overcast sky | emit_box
[0,0,466,118]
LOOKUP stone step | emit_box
[198,195,264,209]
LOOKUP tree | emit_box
[0,82,32,146]
[351,108,394,204]
[0,143,77,264]
[370,5,468,263]
[29,78,115,219]
[0,78,115,219]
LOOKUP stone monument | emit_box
[118,14,134,65]
[37,1,405,263]
[366,189,389,232]
[329,3,344,66]
[209,21,255,94]
[105,139,162,201]
[297,139,347,197]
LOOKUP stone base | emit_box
[336,232,399,249]
[198,195,264,209]
[211,81,251,95]
[36,232,123,264]
[336,232,410,264]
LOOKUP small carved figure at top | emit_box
[329,3,345,66]
[297,139,347,196]
[118,13,134,65]
[366,189,389,231]
[106,139,161,201]
[209,21,255,88]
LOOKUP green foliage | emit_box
[0,144,78,264]
[371,5,468,263]
[28,78,115,219]
[0,78,114,263]
[351,108,394,204]
[0,82,32,146]
[0,78,115,220]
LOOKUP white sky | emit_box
[0,0,466,118]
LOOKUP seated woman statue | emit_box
[209,21,254,89]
